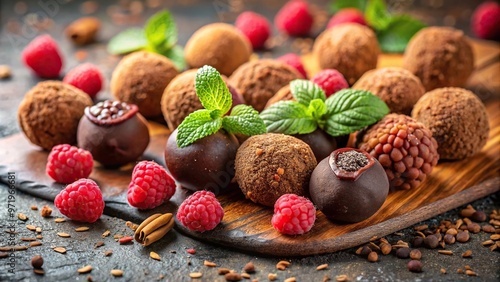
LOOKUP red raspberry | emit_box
[63,63,104,98]
[54,178,104,223]
[176,191,224,232]
[22,34,63,78]
[46,144,93,184]
[127,161,176,210]
[471,1,500,40]
[275,0,313,36]
[327,8,367,29]
[310,69,349,97]
[271,194,316,235]
[235,11,271,50]
[277,53,307,78]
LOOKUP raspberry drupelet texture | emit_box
[46,144,93,184]
[54,178,104,223]
[271,194,316,235]
[275,0,313,36]
[176,191,224,232]
[277,53,307,78]
[22,34,63,78]
[63,63,104,98]
[327,8,367,28]
[127,161,176,210]
[471,1,500,40]
[235,11,271,50]
[310,69,349,97]
[356,114,439,190]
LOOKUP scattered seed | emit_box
[462,250,472,258]
[21,237,36,241]
[394,232,404,236]
[445,228,457,235]
[204,260,216,267]
[465,270,476,276]
[111,269,123,277]
[482,239,494,246]
[18,213,28,221]
[0,252,8,258]
[150,251,161,261]
[424,235,439,249]
[457,268,464,274]
[276,260,290,270]
[0,246,28,251]
[31,205,38,210]
[243,262,255,273]
[379,243,391,255]
[78,265,93,274]
[407,260,422,272]
[225,272,242,281]
[412,237,424,248]
[490,219,500,226]
[57,232,71,238]
[471,211,487,222]
[268,273,277,281]
[367,251,378,262]
[189,272,202,279]
[369,242,380,250]
[410,249,422,260]
[30,241,42,247]
[54,247,66,254]
[438,250,453,255]
[336,274,348,281]
[396,247,410,259]
[414,224,428,231]
[54,218,66,223]
[465,265,472,270]
[369,235,378,241]
[482,225,496,233]
[126,221,138,231]
[26,225,36,231]
[94,241,104,248]
[456,231,470,243]
[218,268,231,275]
[489,244,498,251]
[33,269,45,275]
[104,250,113,256]
[491,234,500,240]
[316,263,328,270]
[0,65,12,79]
[113,234,123,240]
[40,206,52,217]
[102,230,110,237]
[444,234,455,244]
[31,255,44,269]
[359,246,372,256]
[118,236,133,244]
[75,226,89,232]
[440,268,447,274]
[241,272,251,279]
[36,235,42,239]
[186,248,196,254]
[35,227,42,233]
[468,223,481,233]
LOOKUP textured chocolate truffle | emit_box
[309,148,389,223]
[411,87,489,160]
[402,27,474,91]
[353,67,425,115]
[77,100,150,167]
[313,23,380,85]
[230,60,301,112]
[110,51,179,118]
[18,81,93,150]
[234,133,317,207]
[184,23,252,76]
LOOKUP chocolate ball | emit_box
[309,148,389,223]
[164,129,239,193]
[77,100,150,167]
[293,129,338,162]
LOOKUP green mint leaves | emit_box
[176,66,266,148]
[107,10,185,70]
[330,0,426,53]
[260,80,389,136]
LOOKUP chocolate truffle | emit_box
[411,87,489,160]
[230,60,301,112]
[110,51,179,118]
[161,69,245,130]
[164,129,239,193]
[313,23,380,85]
[77,100,150,167]
[18,81,93,150]
[234,133,317,207]
[293,129,338,162]
[402,27,474,91]
[309,148,389,223]
[265,84,293,109]
[184,23,252,76]
[353,67,426,115]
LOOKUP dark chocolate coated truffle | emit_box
[234,133,317,207]
[77,100,150,167]
[18,81,93,150]
[309,148,389,223]
[164,129,239,193]
[293,129,338,162]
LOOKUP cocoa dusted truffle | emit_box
[18,81,93,150]
[411,87,489,160]
[77,100,150,167]
[402,26,474,91]
[353,67,425,115]
[313,23,380,85]
[356,114,439,190]
[309,148,389,223]
[234,133,317,207]
[230,60,301,112]
[110,51,178,119]
[184,23,252,76]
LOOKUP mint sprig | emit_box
[176,66,266,148]
[260,80,389,137]
[107,10,185,70]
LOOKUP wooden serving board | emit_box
[1,39,499,256]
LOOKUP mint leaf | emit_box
[330,0,367,13]
[145,10,177,53]
[222,105,266,136]
[365,0,392,30]
[290,79,326,106]
[308,99,327,126]
[377,15,426,53]
[176,109,222,148]
[162,45,186,71]
[195,65,232,115]
[107,28,147,55]
[324,89,389,136]
[260,101,317,135]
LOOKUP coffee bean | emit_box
[407,260,422,272]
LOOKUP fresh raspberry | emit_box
[127,161,176,210]
[235,11,271,49]
[176,191,224,232]
[275,0,314,36]
[327,8,367,29]
[310,69,349,97]
[54,178,104,223]
[46,144,93,184]
[271,194,316,235]
[471,1,500,40]
[63,63,104,98]
[21,34,63,78]
[277,53,307,78]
